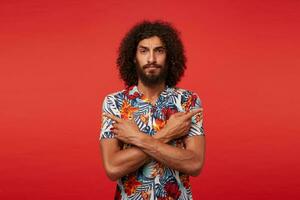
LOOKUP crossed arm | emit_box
[100,109,205,181]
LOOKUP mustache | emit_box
[143,63,162,69]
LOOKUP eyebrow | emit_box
[138,45,165,50]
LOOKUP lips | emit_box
[143,64,161,69]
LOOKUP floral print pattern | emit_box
[124,174,142,196]
[100,85,204,199]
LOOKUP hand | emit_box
[157,108,203,142]
[103,113,142,145]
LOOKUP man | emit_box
[100,20,205,200]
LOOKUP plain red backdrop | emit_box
[1,0,299,199]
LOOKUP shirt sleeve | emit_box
[187,93,205,137]
[99,95,121,140]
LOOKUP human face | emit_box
[135,36,167,86]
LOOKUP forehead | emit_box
[137,36,164,48]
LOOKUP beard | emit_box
[136,63,168,87]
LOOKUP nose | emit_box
[147,50,156,64]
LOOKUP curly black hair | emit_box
[116,20,187,87]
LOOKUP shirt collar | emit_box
[125,85,172,101]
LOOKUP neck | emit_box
[137,80,166,104]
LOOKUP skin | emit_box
[100,36,206,181]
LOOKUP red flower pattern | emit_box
[179,174,191,189]
[125,86,141,100]
[153,118,166,132]
[162,107,178,120]
[123,174,142,196]
[182,94,197,111]
[120,100,138,120]
[164,182,181,199]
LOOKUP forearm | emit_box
[106,129,171,180]
[133,134,203,176]
[107,146,148,180]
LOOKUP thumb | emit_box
[185,108,203,119]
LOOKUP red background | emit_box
[1,0,299,199]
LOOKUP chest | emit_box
[119,97,183,135]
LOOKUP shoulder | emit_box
[170,87,203,110]
[101,89,127,115]
[103,89,126,103]
[171,87,200,98]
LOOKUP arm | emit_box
[99,96,148,181]
[132,134,205,176]
[99,96,180,181]
[100,128,171,181]
[101,109,204,179]
[100,139,146,181]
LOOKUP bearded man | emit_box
[99,20,206,200]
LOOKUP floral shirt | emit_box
[100,85,205,200]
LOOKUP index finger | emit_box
[184,108,203,119]
[103,113,122,123]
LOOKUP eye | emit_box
[156,48,165,54]
[139,48,147,54]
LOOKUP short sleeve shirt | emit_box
[100,85,205,200]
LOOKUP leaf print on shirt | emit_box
[140,113,149,124]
